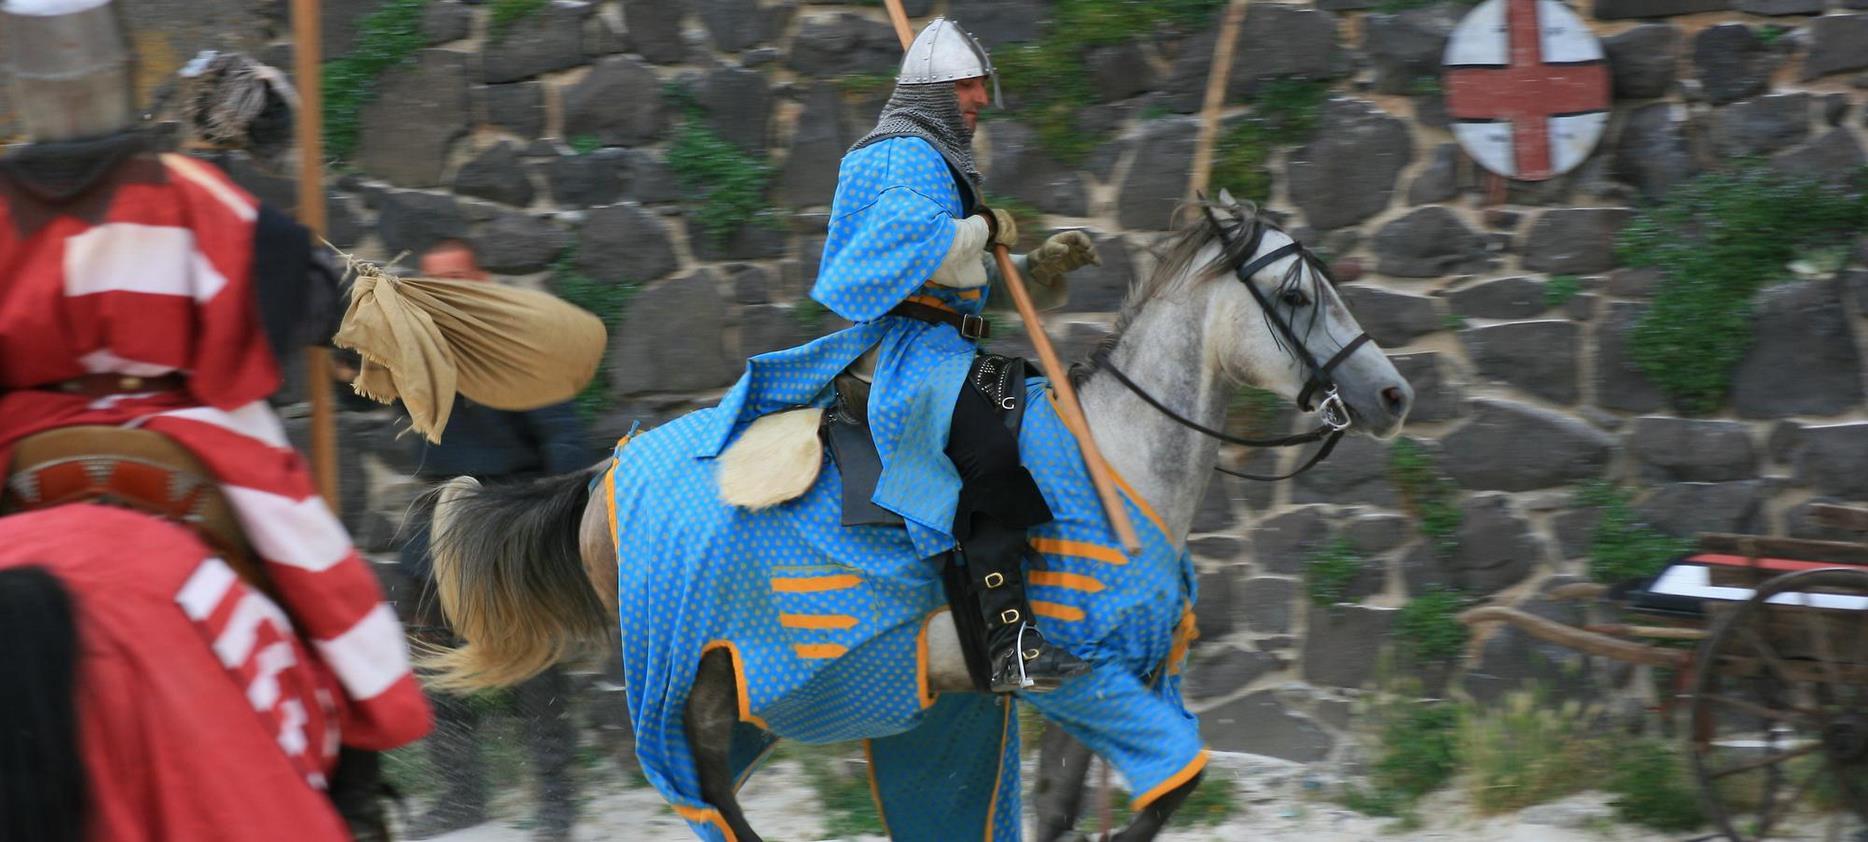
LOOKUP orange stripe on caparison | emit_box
[1131,750,1210,812]
[1031,538,1128,566]
[1031,600,1086,622]
[670,803,739,842]
[1028,571,1105,593]
[794,643,848,659]
[770,574,863,593]
[779,613,859,630]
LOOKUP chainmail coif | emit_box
[851,81,982,201]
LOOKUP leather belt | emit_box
[49,373,187,397]
[888,300,991,340]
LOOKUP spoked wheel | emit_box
[1690,568,1868,841]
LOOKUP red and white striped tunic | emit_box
[0,152,431,751]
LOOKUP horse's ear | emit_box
[1216,188,1240,212]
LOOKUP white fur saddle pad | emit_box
[717,408,825,510]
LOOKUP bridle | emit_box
[1087,206,1371,482]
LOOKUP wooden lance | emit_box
[881,0,1141,554]
[290,0,338,505]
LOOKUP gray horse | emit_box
[424,195,1413,841]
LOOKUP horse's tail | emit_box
[0,565,88,842]
[423,467,612,693]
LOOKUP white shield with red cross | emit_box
[1442,0,1611,182]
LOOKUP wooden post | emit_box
[880,0,1141,554]
[1185,0,1251,206]
[291,0,338,506]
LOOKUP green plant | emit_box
[488,0,549,37]
[1342,693,1462,819]
[1101,775,1238,829]
[1389,438,1461,559]
[1306,537,1368,607]
[1544,274,1581,307]
[550,250,636,421]
[992,0,1225,164]
[781,742,886,838]
[666,95,779,247]
[1459,690,1602,813]
[1228,385,1282,436]
[1617,165,1868,415]
[1757,24,1786,44]
[1575,482,1691,585]
[1208,78,1331,204]
[323,0,430,161]
[790,298,830,332]
[1395,588,1469,662]
[1441,312,1468,331]
[835,71,898,97]
[568,134,604,155]
[1607,738,1707,831]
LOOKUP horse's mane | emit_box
[1070,200,1337,386]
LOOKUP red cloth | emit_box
[0,152,430,750]
[0,505,353,842]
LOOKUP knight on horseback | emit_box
[0,0,430,835]
[789,18,1101,693]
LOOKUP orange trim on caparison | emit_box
[770,574,864,593]
[864,739,894,838]
[1164,602,1199,677]
[1031,538,1128,566]
[981,700,1013,841]
[916,607,948,709]
[793,643,848,659]
[1028,571,1106,593]
[1031,600,1086,622]
[603,461,620,554]
[700,640,769,730]
[1131,750,1210,811]
[671,803,739,842]
[778,613,859,630]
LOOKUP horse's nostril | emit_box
[1382,385,1408,416]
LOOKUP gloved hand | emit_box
[975,206,1019,249]
[1026,230,1100,289]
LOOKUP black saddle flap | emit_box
[824,352,1031,529]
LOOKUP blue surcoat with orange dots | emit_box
[697,135,982,559]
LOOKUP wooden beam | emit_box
[1695,533,1868,567]
[1810,503,1868,535]
[291,0,338,506]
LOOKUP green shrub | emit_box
[1617,165,1868,415]
[1395,589,1469,663]
[1342,693,1462,820]
[549,249,636,421]
[1459,690,1602,813]
[665,98,778,248]
[1543,275,1581,307]
[1306,537,1368,607]
[323,0,430,161]
[1389,439,1461,559]
[1575,482,1691,585]
[1607,738,1707,832]
[488,0,549,37]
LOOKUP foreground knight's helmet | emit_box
[2,0,138,142]
[896,17,1000,107]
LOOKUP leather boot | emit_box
[962,516,1091,694]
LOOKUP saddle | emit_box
[824,352,1030,527]
[1,426,270,592]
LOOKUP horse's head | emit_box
[1168,191,1413,438]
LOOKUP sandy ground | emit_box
[411,749,1865,842]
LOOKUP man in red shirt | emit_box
[0,0,432,834]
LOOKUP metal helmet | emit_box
[2,0,138,142]
[896,17,1000,107]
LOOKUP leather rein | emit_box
[1088,208,1371,482]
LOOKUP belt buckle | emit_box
[959,313,987,340]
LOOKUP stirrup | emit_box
[988,623,1090,694]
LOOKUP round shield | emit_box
[1442,0,1611,182]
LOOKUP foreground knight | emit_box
[0,0,431,833]
[758,19,1101,693]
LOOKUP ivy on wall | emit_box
[1208,78,1331,204]
[487,0,550,38]
[992,0,1224,164]
[550,247,638,421]
[324,0,430,162]
[1617,165,1868,415]
[665,86,780,248]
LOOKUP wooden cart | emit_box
[1462,504,1868,842]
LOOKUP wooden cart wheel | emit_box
[1689,567,1868,841]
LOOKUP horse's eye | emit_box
[1281,289,1310,308]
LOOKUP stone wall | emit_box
[53,0,1868,766]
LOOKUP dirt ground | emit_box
[414,749,1863,842]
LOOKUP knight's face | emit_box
[953,77,989,132]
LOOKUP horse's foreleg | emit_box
[685,648,762,842]
[1033,725,1095,842]
[1110,771,1203,842]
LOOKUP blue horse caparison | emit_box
[604,379,1205,842]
